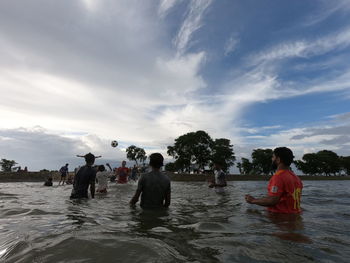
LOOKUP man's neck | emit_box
[152,167,160,172]
[277,164,290,171]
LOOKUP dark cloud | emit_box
[291,124,350,140]
[320,135,350,145]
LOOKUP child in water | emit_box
[96,163,113,193]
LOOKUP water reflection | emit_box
[130,207,171,232]
[267,213,312,244]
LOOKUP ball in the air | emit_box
[111,140,118,147]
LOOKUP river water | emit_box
[0,180,349,262]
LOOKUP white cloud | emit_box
[173,0,212,54]
[250,27,350,65]
[224,35,240,56]
[158,0,182,18]
[303,0,350,26]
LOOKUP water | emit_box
[1,181,350,262]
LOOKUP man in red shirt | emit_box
[116,161,129,184]
[245,147,303,214]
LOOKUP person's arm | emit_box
[164,187,171,207]
[245,194,280,206]
[106,163,112,171]
[130,176,144,206]
[90,181,95,198]
[130,189,141,206]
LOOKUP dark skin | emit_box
[129,167,171,207]
[86,161,95,198]
[245,154,290,207]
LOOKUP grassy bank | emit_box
[0,171,349,182]
[0,171,70,182]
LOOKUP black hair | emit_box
[98,165,105,172]
[84,152,95,164]
[273,147,294,166]
[149,153,164,169]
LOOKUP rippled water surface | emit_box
[1,180,350,262]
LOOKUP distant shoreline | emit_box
[0,171,349,183]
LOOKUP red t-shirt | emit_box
[117,167,129,184]
[267,170,303,214]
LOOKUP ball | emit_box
[111,140,118,147]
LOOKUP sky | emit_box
[0,0,350,171]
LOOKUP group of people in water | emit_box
[45,146,303,214]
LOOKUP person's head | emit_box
[149,153,164,169]
[65,163,69,167]
[214,162,222,171]
[122,161,126,167]
[84,153,95,166]
[272,147,294,169]
[98,165,105,172]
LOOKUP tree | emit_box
[167,130,213,172]
[294,153,320,176]
[316,150,340,176]
[295,150,341,176]
[210,138,235,172]
[241,158,253,175]
[236,162,242,174]
[165,162,177,172]
[126,145,147,165]
[340,156,350,175]
[251,149,273,175]
[0,159,17,172]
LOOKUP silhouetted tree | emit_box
[0,159,17,172]
[251,149,273,175]
[210,138,235,173]
[126,145,147,165]
[241,158,253,175]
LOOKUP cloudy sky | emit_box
[1,0,350,170]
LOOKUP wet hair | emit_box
[65,163,69,166]
[84,153,95,164]
[273,147,294,166]
[149,153,164,169]
[98,165,105,172]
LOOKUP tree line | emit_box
[236,149,350,176]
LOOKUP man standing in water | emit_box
[116,161,129,184]
[208,162,227,192]
[58,163,69,185]
[70,153,96,199]
[130,153,171,209]
[245,147,303,213]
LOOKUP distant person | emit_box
[110,168,117,182]
[66,173,73,185]
[96,163,113,193]
[58,163,69,185]
[130,153,171,209]
[130,165,138,181]
[245,147,303,214]
[208,162,227,192]
[23,166,28,172]
[116,161,129,184]
[44,177,53,186]
[16,166,22,172]
[70,153,97,199]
